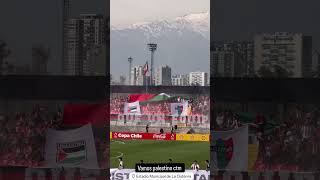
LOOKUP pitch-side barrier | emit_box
[110,132,210,142]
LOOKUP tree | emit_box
[258,65,292,78]
[0,40,11,75]
[120,75,126,85]
[32,44,50,75]
[312,65,320,78]
[258,66,273,78]
[273,65,292,78]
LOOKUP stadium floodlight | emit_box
[147,43,157,86]
[128,57,133,85]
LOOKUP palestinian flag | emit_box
[128,105,137,113]
[127,94,155,103]
[62,103,108,127]
[141,93,173,104]
[56,141,87,164]
[236,112,278,134]
[124,101,141,115]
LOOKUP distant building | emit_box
[4,64,31,75]
[31,45,49,75]
[31,59,47,75]
[155,65,172,86]
[254,32,312,78]
[63,14,106,76]
[189,72,208,86]
[171,74,189,86]
[89,45,106,76]
[211,41,254,77]
[130,65,149,86]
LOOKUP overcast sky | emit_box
[212,0,320,49]
[111,0,210,27]
[0,0,106,74]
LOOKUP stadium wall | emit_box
[110,126,210,134]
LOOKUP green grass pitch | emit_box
[110,140,210,170]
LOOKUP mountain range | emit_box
[111,12,210,80]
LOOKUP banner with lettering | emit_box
[111,132,176,141]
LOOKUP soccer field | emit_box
[110,140,210,169]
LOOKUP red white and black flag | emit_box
[143,61,148,76]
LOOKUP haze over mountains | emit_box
[111,12,210,80]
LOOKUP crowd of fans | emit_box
[0,106,62,167]
[0,105,108,168]
[110,95,210,116]
[215,104,320,171]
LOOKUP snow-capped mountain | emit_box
[111,12,210,79]
[112,12,209,40]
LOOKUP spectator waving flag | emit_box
[143,61,148,76]
[44,124,99,168]
[171,102,188,116]
[124,101,141,115]
[211,125,248,171]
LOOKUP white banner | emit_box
[124,101,141,115]
[170,102,189,116]
[211,125,248,171]
[25,168,102,180]
[110,169,210,180]
[44,124,99,168]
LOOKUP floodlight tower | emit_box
[147,43,157,86]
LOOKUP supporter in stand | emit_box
[110,95,209,116]
[0,105,108,168]
[214,104,320,171]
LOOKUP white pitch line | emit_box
[111,140,126,144]
[111,151,124,159]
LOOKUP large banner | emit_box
[44,124,99,168]
[111,132,176,141]
[211,125,248,171]
[63,103,108,127]
[170,102,189,116]
[124,101,141,115]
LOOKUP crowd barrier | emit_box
[110,132,210,142]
